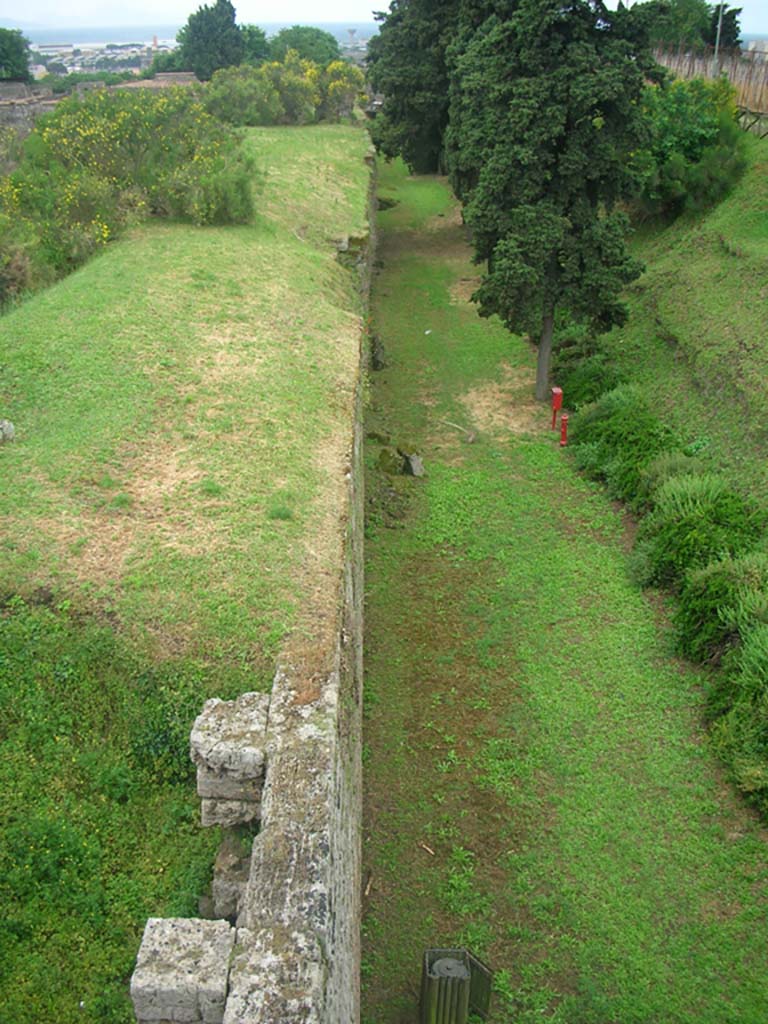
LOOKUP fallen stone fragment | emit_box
[399,451,425,477]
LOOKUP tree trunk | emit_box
[535,309,555,402]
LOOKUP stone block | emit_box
[201,797,261,829]
[190,692,269,791]
[130,918,235,1024]
[211,832,251,921]
[196,765,260,802]
[224,927,326,1024]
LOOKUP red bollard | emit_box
[560,413,569,447]
[551,387,563,429]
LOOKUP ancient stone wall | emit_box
[131,153,375,1024]
[0,93,57,133]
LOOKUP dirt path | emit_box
[362,162,768,1024]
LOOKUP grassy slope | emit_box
[600,134,768,498]
[0,124,371,1023]
[362,160,768,1024]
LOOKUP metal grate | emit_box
[420,948,493,1024]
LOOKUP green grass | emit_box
[363,159,768,1023]
[597,133,768,500]
[0,123,371,676]
[0,123,372,1023]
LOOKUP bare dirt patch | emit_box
[449,274,481,304]
[22,440,212,600]
[425,204,463,233]
[460,363,549,437]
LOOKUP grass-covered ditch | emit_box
[0,123,371,1022]
[362,158,768,1023]
[553,134,768,816]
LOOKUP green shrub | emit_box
[28,88,255,226]
[571,385,674,501]
[561,353,625,410]
[205,64,285,126]
[710,693,768,810]
[0,87,255,293]
[552,321,625,410]
[732,623,768,701]
[633,77,747,219]
[130,666,208,784]
[634,450,704,512]
[675,552,768,664]
[633,474,764,589]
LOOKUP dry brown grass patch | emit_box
[460,363,549,437]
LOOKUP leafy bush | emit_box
[634,450,704,512]
[633,474,764,589]
[205,64,285,125]
[571,385,674,501]
[633,77,747,218]
[710,689,768,809]
[130,665,210,784]
[552,324,625,409]
[560,353,625,410]
[27,88,254,226]
[0,86,255,299]
[731,623,768,701]
[318,60,365,121]
[204,53,365,127]
[675,552,768,664]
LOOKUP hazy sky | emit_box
[1,0,766,34]
[0,1,379,27]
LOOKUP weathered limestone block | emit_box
[211,832,252,922]
[130,918,235,1024]
[224,927,326,1024]
[201,797,261,829]
[191,692,269,827]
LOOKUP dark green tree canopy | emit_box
[268,26,340,65]
[367,0,460,173]
[177,0,244,80]
[703,3,742,49]
[0,28,31,82]
[241,24,270,64]
[640,0,711,48]
[370,0,659,398]
[146,49,186,75]
[447,0,656,397]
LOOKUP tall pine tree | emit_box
[177,0,244,80]
[448,0,657,398]
[367,0,460,173]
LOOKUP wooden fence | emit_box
[654,46,768,120]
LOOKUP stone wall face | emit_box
[0,96,57,133]
[224,217,369,1020]
[132,151,375,1024]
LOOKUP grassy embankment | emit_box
[362,157,768,1023]
[601,133,768,500]
[0,123,371,1023]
